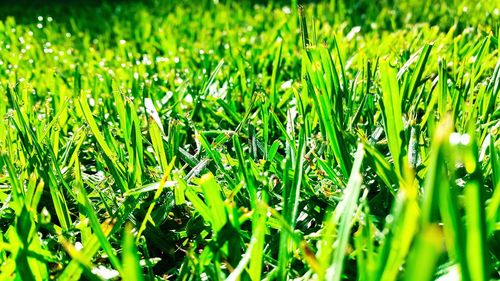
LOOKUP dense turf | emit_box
[0,0,499,280]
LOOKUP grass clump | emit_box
[0,0,499,280]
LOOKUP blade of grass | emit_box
[136,157,176,240]
[321,143,364,281]
[379,60,406,175]
[121,224,144,281]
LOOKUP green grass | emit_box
[0,0,499,280]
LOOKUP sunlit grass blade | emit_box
[199,172,227,233]
[79,91,128,192]
[401,43,433,111]
[403,225,444,281]
[121,224,144,281]
[136,157,176,240]
[379,60,406,175]
[73,164,123,274]
[149,117,169,172]
[232,134,257,209]
[459,132,488,281]
[322,143,364,281]
[354,203,376,281]
[438,58,448,118]
[278,119,306,280]
[226,206,266,281]
[58,218,116,281]
[364,143,399,195]
[486,134,500,235]
[483,57,500,120]
[79,92,117,166]
[248,206,266,281]
[303,47,352,177]
[6,88,73,231]
[374,165,420,281]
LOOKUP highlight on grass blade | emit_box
[121,224,144,281]
[318,143,365,281]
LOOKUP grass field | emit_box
[0,0,499,280]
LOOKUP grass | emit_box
[0,0,499,280]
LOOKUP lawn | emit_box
[0,0,499,280]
